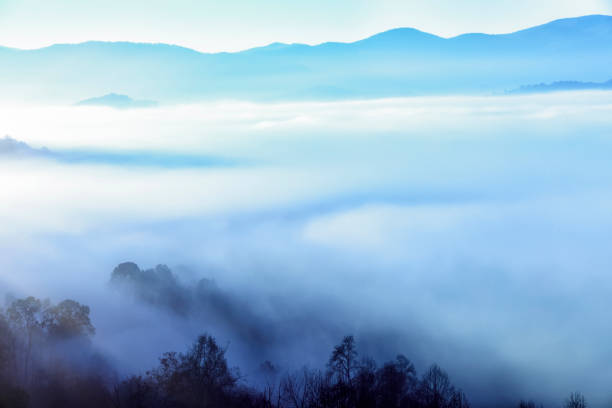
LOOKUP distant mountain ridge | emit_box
[76,93,157,108]
[1,15,611,102]
[510,79,612,94]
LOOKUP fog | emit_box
[1,92,612,407]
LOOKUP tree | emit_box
[565,392,587,408]
[5,296,47,384]
[449,390,470,408]
[280,370,309,408]
[111,375,159,408]
[0,296,107,408]
[149,333,238,407]
[110,262,141,282]
[418,364,456,408]
[185,334,237,395]
[0,311,13,377]
[376,355,417,408]
[354,357,377,408]
[328,335,358,385]
[0,382,28,408]
[42,299,95,340]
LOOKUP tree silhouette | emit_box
[148,333,239,407]
[418,364,461,408]
[376,354,417,408]
[328,335,358,385]
[565,392,587,408]
[0,289,603,408]
[5,296,47,384]
[518,400,537,408]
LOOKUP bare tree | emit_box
[565,392,587,408]
[449,390,470,408]
[327,335,358,385]
[419,364,456,408]
[281,370,308,408]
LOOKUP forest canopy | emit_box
[0,264,588,408]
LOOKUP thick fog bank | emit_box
[1,93,612,407]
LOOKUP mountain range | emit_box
[1,15,611,102]
[510,79,612,94]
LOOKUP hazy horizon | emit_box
[0,13,610,53]
[1,0,611,52]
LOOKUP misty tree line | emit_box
[0,296,108,407]
[0,290,589,407]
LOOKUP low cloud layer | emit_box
[1,93,612,407]
[0,135,235,168]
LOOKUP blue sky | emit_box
[1,0,611,52]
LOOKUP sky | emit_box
[0,0,611,52]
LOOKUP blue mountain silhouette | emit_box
[75,93,157,108]
[1,15,611,102]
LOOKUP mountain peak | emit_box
[511,14,612,36]
[75,93,158,109]
[360,27,443,44]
